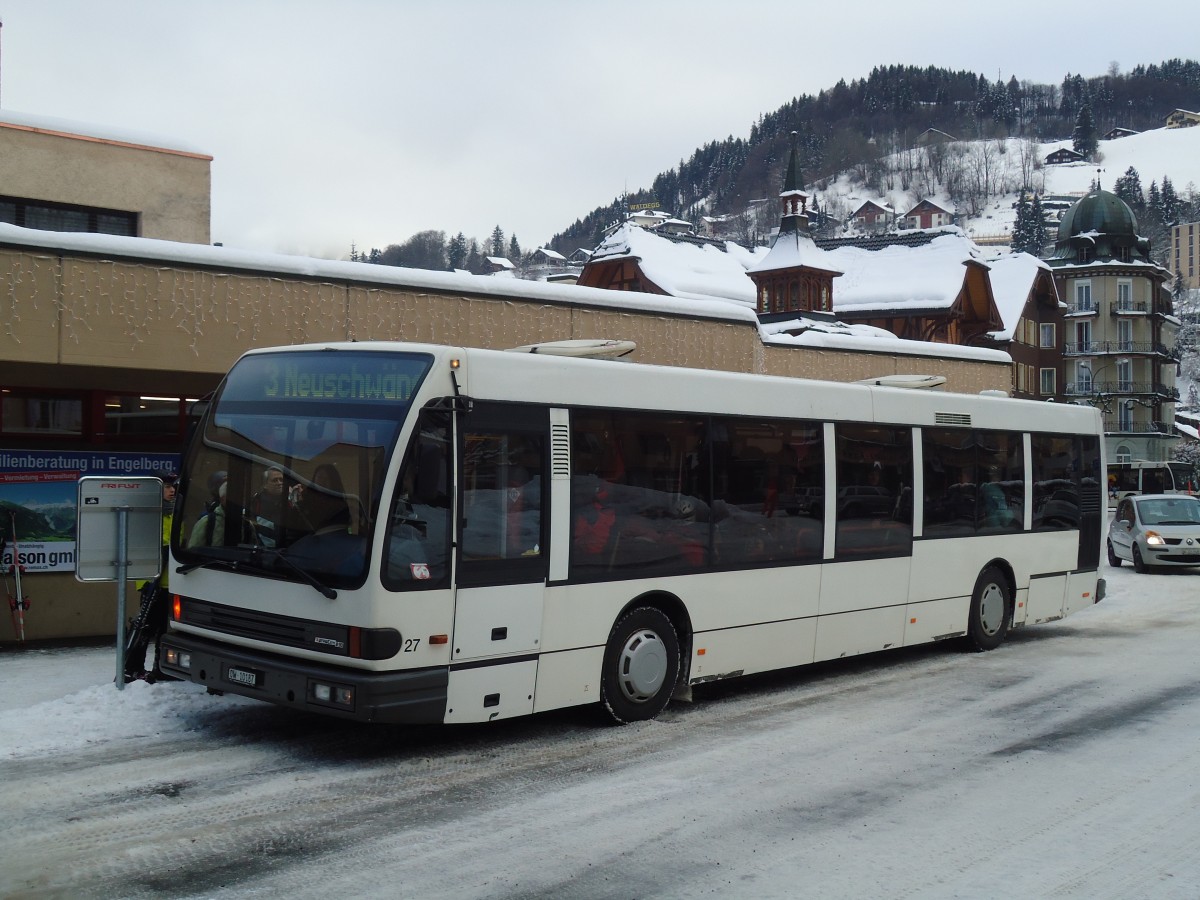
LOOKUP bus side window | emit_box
[383,413,452,589]
[460,431,544,562]
[834,423,913,558]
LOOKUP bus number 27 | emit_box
[403,638,421,652]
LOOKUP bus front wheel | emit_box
[966,566,1011,652]
[601,607,680,724]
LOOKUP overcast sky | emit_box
[2,1,1198,260]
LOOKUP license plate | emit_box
[227,666,261,687]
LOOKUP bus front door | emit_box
[447,403,549,722]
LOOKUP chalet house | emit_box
[976,253,1067,401]
[484,256,514,274]
[819,232,1003,345]
[1045,147,1086,165]
[530,247,567,266]
[850,200,894,231]
[567,248,593,265]
[577,222,759,305]
[901,199,954,230]
[1102,127,1140,140]
[916,128,957,145]
[627,209,673,229]
[1165,109,1200,129]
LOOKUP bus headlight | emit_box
[164,648,192,669]
[310,681,354,707]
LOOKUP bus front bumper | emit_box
[158,632,448,724]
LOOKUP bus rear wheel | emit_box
[966,565,1011,652]
[601,607,680,724]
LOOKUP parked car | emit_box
[781,486,823,517]
[1107,493,1200,573]
[836,484,895,519]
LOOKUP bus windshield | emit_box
[173,350,433,590]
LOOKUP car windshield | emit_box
[1136,497,1200,526]
[173,350,432,589]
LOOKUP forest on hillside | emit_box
[358,60,1200,272]
[549,60,1200,253]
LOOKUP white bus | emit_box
[159,341,1106,724]
[1107,460,1196,505]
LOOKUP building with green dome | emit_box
[1044,189,1179,463]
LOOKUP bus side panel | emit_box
[690,618,818,682]
[902,596,968,646]
[1026,574,1066,624]
[445,660,537,723]
[681,567,823,633]
[819,558,910,616]
[452,584,545,660]
[813,606,908,662]
[1065,570,1102,617]
[533,646,605,714]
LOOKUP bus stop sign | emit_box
[75,477,164,583]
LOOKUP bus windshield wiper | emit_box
[177,552,337,599]
[249,546,338,599]
[176,557,243,576]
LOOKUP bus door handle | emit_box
[491,627,508,641]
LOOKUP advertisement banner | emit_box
[0,451,179,573]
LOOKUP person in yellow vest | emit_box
[124,472,176,682]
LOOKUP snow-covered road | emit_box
[2,561,1199,899]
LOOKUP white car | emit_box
[1107,493,1200,573]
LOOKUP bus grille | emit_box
[178,598,350,656]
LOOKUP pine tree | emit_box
[1161,176,1178,224]
[508,234,522,260]
[1072,102,1098,157]
[1028,194,1047,256]
[1011,192,1032,253]
[489,226,506,259]
[1147,181,1163,226]
[447,233,467,270]
[1113,166,1144,210]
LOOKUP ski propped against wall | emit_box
[5,513,30,642]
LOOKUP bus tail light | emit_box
[172,595,182,621]
[349,626,362,658]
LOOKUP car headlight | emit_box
[1145,530,1165,546]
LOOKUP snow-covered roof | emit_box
[760,316,1009,363]
[1,221,1010,367]
[984,252,1061,340]
[905,198,955,215]
[534,247,566,261]
[747,228,842,277]
[821,232,983,314]
[591,222,767,307]
[0,108,211,158]
[486,256,514,269]
[0,222,760,326]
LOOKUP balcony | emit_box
[1109,300,1149,316]
[1102,419,1171,434]
[1064,302,1098,316]
[1063,341,1171,356]
[1065,381,1180,401]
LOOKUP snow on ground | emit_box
[1,554,1199,898]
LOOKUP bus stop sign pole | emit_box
[75,477,164,692]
